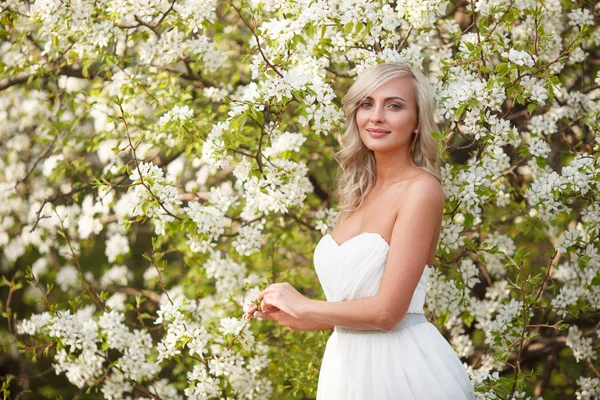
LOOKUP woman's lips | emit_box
[367,128,390,138]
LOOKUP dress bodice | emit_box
[314,232,431,314]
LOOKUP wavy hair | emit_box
[333,62,441,222]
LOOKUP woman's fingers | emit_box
[243,303,257,320]
[255,311,274,319]
[257,285,277,299]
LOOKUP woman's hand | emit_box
[244,305,334,332]
[252,309,306,332]
[246,282,310,320]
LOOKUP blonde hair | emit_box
[333,62,441,221]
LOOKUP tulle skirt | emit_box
[316,319,476,399]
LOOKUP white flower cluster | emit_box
[561,155,596,195]
[476,298,525,349]
[77,194,104,239]
[232,219,265,256]
[105,231,130,263]
[185,201,232,253]
[219,317,246,336]
[38,308,104,388]
[129,161,182,234]
[435,67,507,118]
[576,376,600,400]
[186,35,226,73]
[174,0,217,33]
[263,131,307,158]
[240,159,313,218]
[395,0,449,29]
[581,202,600,236]
[438,218,465,255]
[552,244,600,316]
[555,227,582,254]
[56,265,81,293]
[98,310,159,381]
[154,298,272,399]
[568,8,594,28]
[526,154,598,223]
[159,105,194,125]
[139,28,185,66]
[524,171,568,223]
[528,136,551,158]
[18,294,271,398]
[156,299,211,362]
[566,325,597,363]
[481,233,516,277]
[100,264,133,287]
[527,113,559,137]
[425,267,465,323]
[203,251,247,297]
[450,323,475,358]
[201,121,234,169]
[501,49,536,68]
[314,208,339,235]
[521,76,549,105]
[470,370,500,395]
[459,259,481,289]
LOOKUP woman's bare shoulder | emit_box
[399,172,445,210]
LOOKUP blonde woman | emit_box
[245,62,475,399]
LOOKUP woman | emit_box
[245,62,475,399]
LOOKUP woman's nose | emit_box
[370,107,384,123]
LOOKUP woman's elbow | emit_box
[377,309,406,331]
[377,318,397,332]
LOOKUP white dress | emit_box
[314,232,475,400]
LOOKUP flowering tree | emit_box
[1,0,599,398]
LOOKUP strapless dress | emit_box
[314,232,475,399]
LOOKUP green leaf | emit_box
[536,157,546,168]
[343,22,354,34]
[456,103,467,118]
[495,62,508,75]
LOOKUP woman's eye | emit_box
[388,104,402,109]
[360,102,372,108]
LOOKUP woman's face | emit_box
[355,76,419,154]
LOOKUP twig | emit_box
[16,136,58,187]
[55,210,107,312]
[118,103,182,221]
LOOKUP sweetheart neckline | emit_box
[325,232,390,248]
[322,233,433,270]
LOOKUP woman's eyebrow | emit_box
[364,96,406,103]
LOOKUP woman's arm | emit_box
[253,179,444,331]
[254,310,334,331]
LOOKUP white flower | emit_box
[576,376,600,400]
[56,265,81,292]
[528,137,551,158]
[185,364,221,398]
[438,219,465,254]
[263,131,306,157]
[233,221,264,256]
[555,228,581,253]
[459,259,480,289]
[567,325,597,363]
[105,292,127,311]
[101,370,133,400]
[521,76,548,105]
[568,8,594,28]
[105,234,130,263]
[219,317,245,336]
[100,265,133,287]
[501,49,535,67]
